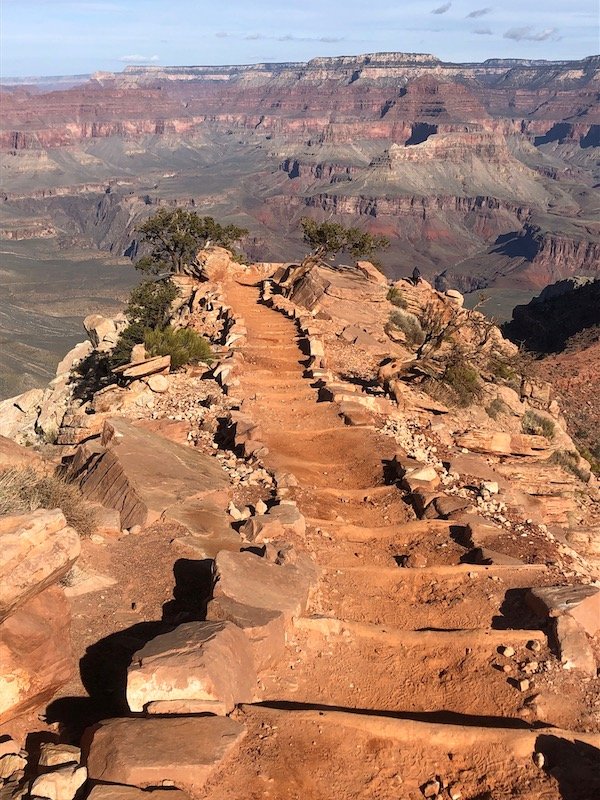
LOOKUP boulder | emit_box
[194,246,236,283]
[83,314,120,350]
[0,435,42,470]
[553,615,597,676]
[445,289,464,307]
[30,764,87,800]
[145,374,169,393]
[213,550,316,622]
[527,585,600,636]
[38,743,81,768]
[55,341,93,377]
[84,716,246,794]
[206,595,286,671]
[355,260,389,286]
[0,586,74,725]
[65,418,228,529]
[0,389,43,441]
[0,509,80,622]
[127,620,257,714]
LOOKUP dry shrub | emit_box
[0,467,97,537]
[521,410,555,440]
[388,310,425,347]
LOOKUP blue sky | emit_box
[2,0,598,76]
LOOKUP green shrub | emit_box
[579,446,600,476]
[486,397,511,420]
[110,322,146,368]
[442,360,482,407]
[521,410,555,439]
[126,279,178,329]
[387,287,407,308]
[388,309,425,347]
[0,467,97,537]
[549,450,590,483]
[144,326,213,370]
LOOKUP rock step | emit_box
[321,563,548,578]
[295,616,547,647]
[306,517,453,542]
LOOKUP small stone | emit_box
[255,499,268,515]
[404,552,427,569]
[517,678,530,692]
[422,779,440,797]
[527,640,541,653]
[502,664,512,674]
[482,481,499,495]
[90,534,105,545]
[500,646,515,657]
[146,374,169,394]
[129,525,142,535]
[449,785,462,800]
[228,502,242,521]
[533,752,545,768]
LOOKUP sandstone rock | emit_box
[55,340,93,377]
[469,547,524,566]
[206,595,286,671]
[0,586,73,725]
[554,615,597,676]
[30,764,87,800]
[38,743,81,768]
[0,435,42,470]
[127,620,257,714]
[130,343,147,363]
[0,389,43,441]
[0,509,80,621]
[241,502,306,541]
[146,374,169,393]
[527,585,600,636]
[213,550,316,621]
[84,716,246,794]
[194,246,236,282]
[66,418,227,529]
[0,753,26,779]
[433,495,472,518]
[113,355,171,380]
[355,260,389,286]
[445,289,464,307]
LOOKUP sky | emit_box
[2,0,598,77]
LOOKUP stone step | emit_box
[295,616,547,647]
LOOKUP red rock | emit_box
[0,586,74,725]
[84,716,246,793]
[127,620,257,714]
[527,585,600,636]
[0,509,80,621]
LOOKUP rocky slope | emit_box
[504,277,600,476]
[0,248,598,799]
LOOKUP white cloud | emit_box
[474,27,492,34]
[504,26,560,41]
[431,2,452,14]
[118,53,160,63]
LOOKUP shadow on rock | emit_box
[535,734,600,800]
[161,557,214,623]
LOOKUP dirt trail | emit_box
[199,281,599,799]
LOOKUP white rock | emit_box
[30,764,87,800]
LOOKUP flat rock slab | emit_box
[165,499,239,557]
[527,585,600,636]
[127,620,256,714]
[0,509,80,621]
[84,716,246,793]
[68,417,228,529]
[213,550,316,620]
